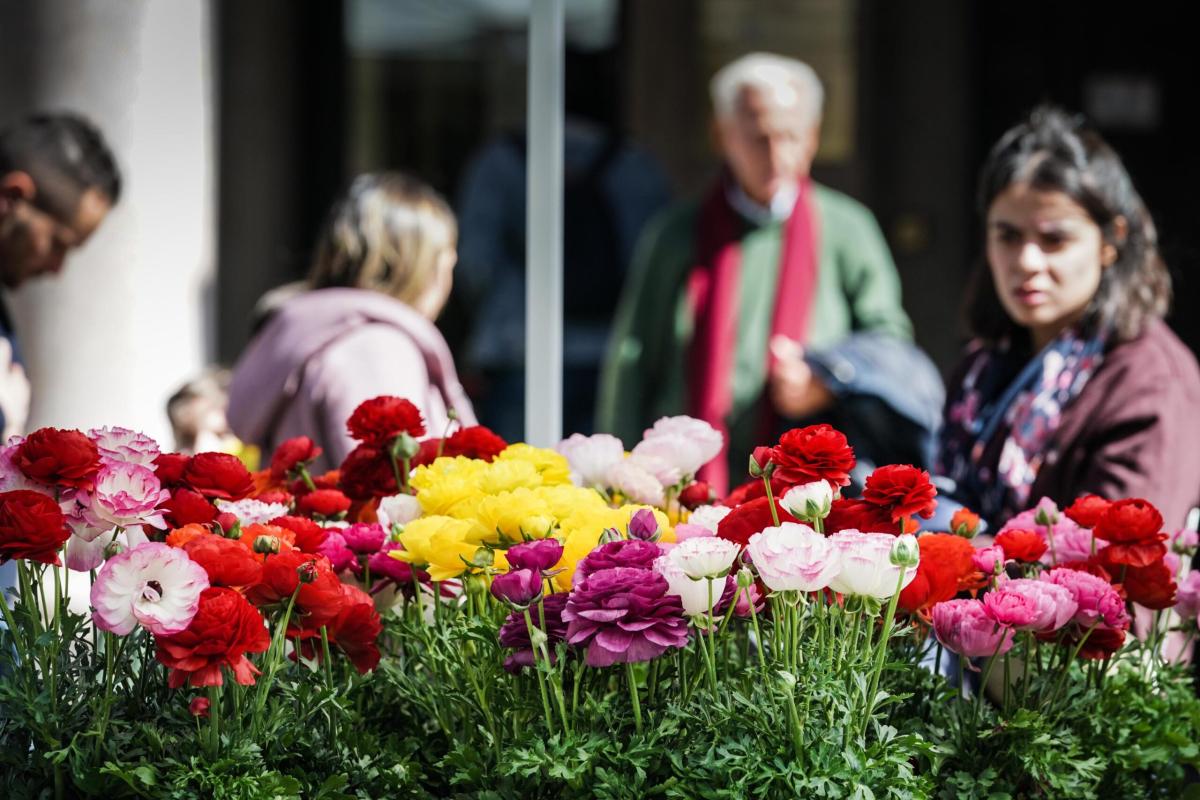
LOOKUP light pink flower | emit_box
[638,416,723,478]
[780,481,835,523]
[972,545,1005,576]
[1002,499,1105,566]
[605,460,664,507]
[982,587,1040,628]
[827,529,917,598]
[1039,567,1130,630]
[1165,552,1182,577]
[557,433,626,488]
[91,542,209,635]
[654,555,718,617]
[933,598,1015,657]
[215,498,290,526]
[376,493,422,532]
[997,578,1077,632]
[746,522,839,593]
[674,523,715,542]
[88,426,161,467]
[667,535,740,579]
[1170,528,1199,555]
[628,446,684,487]
[65,528,118,572]
[1175,572,1200,620]
[686,505,731,533]
[85,462,169,530]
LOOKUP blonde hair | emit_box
[308,172,457,305]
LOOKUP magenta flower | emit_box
[84,462,170,530]
[342,522,386,554]
[499,592,569,673]
[490,568,543,607]
[574,538,661,582]
[982,587,1040,629]
[507,538,563,572]
[89,426,161,467]
[972,545,1005,576]
[932,598,1015,658]
[563,567,689,667]
[317,531,357,573]
[1174,571,1200,620]
[628,508,660,541]
[997,578,1077,632]
[367,540,417,583]
[91,542,209,635]
[1039,567,1129,630]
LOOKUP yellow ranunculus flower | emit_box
[477,459,543,494]
[391,515,490,582]
[415,475,480,516]
[533,484,608,519]
[472,489,551,543]
[496,444,571,485]
[410,456,487,494]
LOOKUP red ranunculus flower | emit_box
[1063,494,1112,529]
[897,533,979,615]
[16,428,101,490]
[294,585,383,674]
[1071,624,1126,660]
[951,508,981,538]
[163,487,218,528]
[296,489,352,518]
[269,515,328,553]
[1093,498,1164,544]
[0,489,71,565]
[994,528,1048,563]
[339,445,397,500]
[412,438,443,468]
[153,453,191,488]
[183,453,254,501]
[346,396,426,445]
[246,550,346,628]
[862,464,937,522]
[679,481,717,511]
[444,425,507,461]
[154,586,271,688]
[824,498,906,535]
[716,496,798,548]
[254,489,293,506]
[1121,558,1177,609]
[723,476,789,507]
[269,436,323,481]
[770,424,855,488]
[1098,537,1168,569]
[183,533,263,587]
[1055,558,1115,583]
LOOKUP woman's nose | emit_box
[1016,241,1046,273]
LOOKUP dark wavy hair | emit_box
[965,106,1170,344]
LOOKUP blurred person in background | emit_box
[598,53,942,494]
[0,112,121,440]
[166,366,258,467]
[938,106,1200,530]
[227,172,475,473]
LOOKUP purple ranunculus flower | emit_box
[507,538,564,572]
[562,566,689,667]
[499,592,569,673]
[342,522,387,554]
[574,539,661,583]
[490,568,543,607]
[628,508,660,541]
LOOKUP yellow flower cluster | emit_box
[391,444,673,586]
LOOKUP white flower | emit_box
[654,555,719,617]
[779,481,834,522]
[637,416,723,478]
[215,498,291,526]
[91,542,209,636]
[605,459,665,507]
[557,433,626,488]
[687,504,732,533]
[376,493,423,531]
[668,536,741,579]
[746,522,839,593]
[827,530,918,599]
[628,447,683,487]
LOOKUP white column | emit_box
[2,0,215,445]
[524,0,564,447]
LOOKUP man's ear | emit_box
[0,171,36,214]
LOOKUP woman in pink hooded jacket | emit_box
[227,173,476,472]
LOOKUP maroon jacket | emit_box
[1021,319,1200,528]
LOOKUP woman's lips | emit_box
[1014,286,1048,306]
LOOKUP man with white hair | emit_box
[598,53,941,494]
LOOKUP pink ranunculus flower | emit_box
[982,587,1040,628]
[827,529,917,599]
[638,415,723,478]
[215,498,291,526]
[972,544,1005,576]
[932,598,1015,658]
[686,505,731,533]
[1040,567,1130,630]
[0,437,44,492]
[1175,572,1200,620]
[605,459,664,507]
[85,462,170,530]
[89,426,161,467]
[667,535,740,579]
[65,529,119,572]
[746,522,840,593]
[557,433,626,488]
[1165,552,1182,577]
[91,542,209,635]
[342,522,387,554]
[1170,528,1199,556]
[998,578,1078,632]
[673,522,716,542]
[317,531,357,573]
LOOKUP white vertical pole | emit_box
[525,0,564,447]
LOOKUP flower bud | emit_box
[489,568,543,608]
[748,446,776,479]
[253,535,280,555]
[628,508,660,542]
[391,431,421,461]
[465,572,488,600]
[776,669,798,690]
[469,546,494,569]
[599,527,624,544]
[1033,504,1059,527]
[189,697,211,718]
[102,538,125,559]
[529,624,549,650]
[736,566,755,589]
[218,518,243,540]
[296,560,319,584]
[889,533,920,568]
[779,481,834,523]
[950,508,981,539]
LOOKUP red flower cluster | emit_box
[183,533,263,587]
[0,489,71,565]
[897,533,982,616]
[339,445,398,501]
[153,451,255,529]
[716,496,798,548]
[269,436,323,481]
[1073,497,1177,608]
[15,428,100,490]
[292,584,383,673]
[155,587,271,687]
[346,396,426,446]
[769,424,855,489]
[296,489,352,518]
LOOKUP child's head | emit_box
[167,367,235,454]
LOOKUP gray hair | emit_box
[710,53,824,128]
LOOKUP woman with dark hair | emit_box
[937,106,1200,529]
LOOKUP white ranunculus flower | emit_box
[638,415,723,477]
[746,522,839,593]
[216,498,292,526]
[654,555,718,617]
[827,530,918,599]
[557,433,626,488]
[668,535,741,579]
[628,448,683,488]
[779,481,834,522]
[687,504,732,533]
[605,459,665,507]
[376,493,423,531]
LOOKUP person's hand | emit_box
[0,339,30,440]
[768,335,833,420]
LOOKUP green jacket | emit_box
[596,182,912,477]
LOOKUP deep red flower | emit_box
[15,428,100,490]
[862,464,937,522]
[269,436,323,481]
[339,445,397,500]
[1063,494,1112,529]
[716,496,797,548]
[269,515,328,553]
[770,424,855,488]
[1092,498,1164,544]
[294,587,383,674]
[679,481,717,511]
[1070,624,1126,660]
[188,697,210,718]
[153,453,191,488]
[444,426,507,461]
[162,487,218,528]
[994,528,1048,563]
[246,550,346,628]
[723,476,789,507]
[254,489,293,506]
[1098,538,1168,569]
[0,489,71,565]
[154,587,271,688]
[346,396,426,445]
[183,533,263,587]
[183,453,254,501]
[1121,558,1177,610]
[411,438,443,468]
[296,489,352,518]
[824,498,905,535]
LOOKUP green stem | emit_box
[523,609,556,733]
[207,684,222,757]
[705,578,719,690]
[748,592,767,672]
[860,566,908,739]
[762,477,781,527]
[625,661,643,733]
